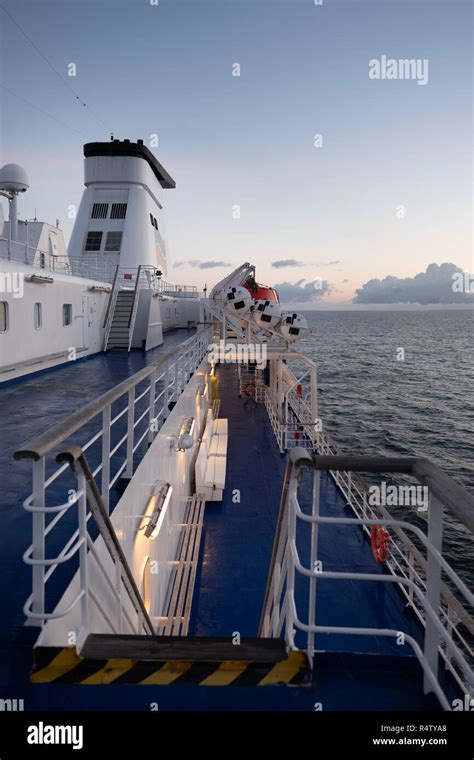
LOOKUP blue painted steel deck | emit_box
[190,364,425,657]
[0,352,460,710]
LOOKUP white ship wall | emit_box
[68,155,168,275]
[35,361,210,648]
[0,259,110,383]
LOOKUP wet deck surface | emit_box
[0,354,458,710]
[189,364,423,655]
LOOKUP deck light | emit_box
[176,417,195,451]
[144,483,173,540]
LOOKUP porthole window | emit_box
[0,302,8,332]
[34,302,42,329]
[63,304,72,326]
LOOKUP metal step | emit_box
[30,640,310,686]
[81,634,287,662]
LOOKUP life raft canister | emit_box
[370,525,389,564]
[243,381,256,397]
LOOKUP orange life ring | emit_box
[371,525,389,565]
[243,381,256,397]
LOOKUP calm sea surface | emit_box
[299,310,474,580]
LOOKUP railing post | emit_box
[272,559,281,636]
[115,561,123,633]
[148,369,157,444]
[29,458,46,626]
[408,550,414,606]
[163,359,170,418]
[285,487,297,649]
[310,364,317,448]
[423,494,443,694]
[175,353,180,397]
[101,405,111,513]
[307,469,321,664]
[77,470,89,649]
[125,387,135,478]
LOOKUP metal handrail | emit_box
[15,325,212,630]
[258,448,312,635]
[14,326,211,462]
[102,264,120,328]
[259,447,474,705]
[317,427,474,637]
[57,444,155,636]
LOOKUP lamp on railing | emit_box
[144,482,173,540]
[175,417,195,452]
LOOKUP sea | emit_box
[299,309,474,582]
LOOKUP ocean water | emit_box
[299,309,474,581]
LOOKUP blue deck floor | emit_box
[0,330,193,660]
[0,354,459,710]
[190,364,424,656]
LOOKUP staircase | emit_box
[106,289,135,351]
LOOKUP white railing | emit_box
[262,362,321,453]
[1,236,200,296]
[0,236,118,282]
[15,327,212,635]
[316,428,474,696]
[259,449,474,709]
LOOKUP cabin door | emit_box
[82,295,102,354]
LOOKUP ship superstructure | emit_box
[1,143,473,712]
[0,140,200,383]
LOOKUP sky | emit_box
[0,0,472,308]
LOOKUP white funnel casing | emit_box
[67,140,175,275]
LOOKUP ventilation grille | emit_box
[111,203,127,219]
[91,203,108,219]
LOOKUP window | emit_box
[85,231,103,252]
[40,252,46,269]
[154,218,158,230]
[34,302,42,329]
[105,231,123,252]
[149,213,154,226]
[91,203,108,219]
[111,203,127,219]
[0,302,8,332]
[63,304,72,326]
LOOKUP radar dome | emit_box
[0,164,29,193]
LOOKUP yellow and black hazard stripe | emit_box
[31,647,310,687]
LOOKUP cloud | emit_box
[342,278,349,283]
[271,259,305,268]
[273,278,333,304]
[353,263,474,305]
[316,260,340,266]
[174,260,231,269]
